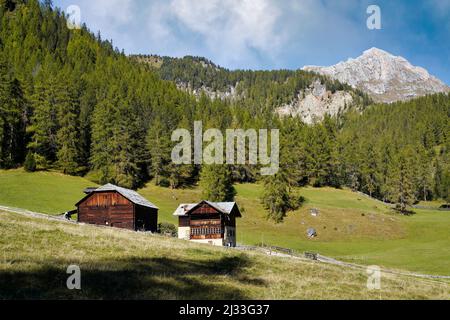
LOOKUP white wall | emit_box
[178,227,190,240]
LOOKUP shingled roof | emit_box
[173,201,238,216]
[78,183,159,209]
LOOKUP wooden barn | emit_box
[173,201,242,247]
[76,184,159,232]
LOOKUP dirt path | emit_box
[0,205,74,223]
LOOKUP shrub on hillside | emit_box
[158,222,177,237]
[24,152,36,172]
[158,178,170,188]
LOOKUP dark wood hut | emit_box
[76,184,158,232]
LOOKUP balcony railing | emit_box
[190,226,222,237]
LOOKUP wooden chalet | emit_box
[173,201,242,247]
[76,184,159,232]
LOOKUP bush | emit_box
[24,151,36,172]
[393,204,415,216]
[33,153,49,170]
[291,195,306,210]
[158,178,170,188]
[158,222,177,237]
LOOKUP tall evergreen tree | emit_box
[361,143,379,197]
[28,76,59,167]
[200,164,236,202]
[386,147,417,213]
[415,146,434,201]
[56,78,81,175]
[0,53,8,167]
[146,117,171,186]
[112,100,146,189]
[0,56,26,167]
[90,97,117,184]
[261,169,294,223]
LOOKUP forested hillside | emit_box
[0,1,448,222]
[0,0,224,189]
[132,54,373,112]
[338,94,450,206]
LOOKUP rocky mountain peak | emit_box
[303,48,449,103]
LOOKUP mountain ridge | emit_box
[132,54,371,123]
[302,48,449,103]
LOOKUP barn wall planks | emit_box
[77,191,157,232]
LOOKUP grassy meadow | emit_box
[0,210,449,299]
[0,169,94,214]
[0,169,449,276]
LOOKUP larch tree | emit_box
[386,147,417,213]
[200,164,236,202]
[56,78,81,175]
[261,169,293,223]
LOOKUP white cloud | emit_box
[85,0,133,25]
[427,0,450,33]
[146,0,286,66]
[59,0,135,50]
[427,0,450,16]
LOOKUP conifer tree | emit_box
[56,79,81,175]
[261,169,293,223]
[0,56,26,168]
[90,98,116,184]
[24,150,36,172]
[0,54,8,167]
[146,117,171,186]
[200,164,236,202]
[166,116,196,188]
[415,146,434,201]
[386,147,417,213]
[361,144,379,197]
[28,76,59,167]
[112,101,145,189]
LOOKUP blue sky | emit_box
[54,0,450,84]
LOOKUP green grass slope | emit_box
[0,169,449,275]
[0,169,96,214]
[0,211,448,299]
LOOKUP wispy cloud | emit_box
[427,0,450,17]
[87,0,133,25]
[146,0,286,67]
[59,0,135,50]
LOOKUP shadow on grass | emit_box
[0,255,265,300]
